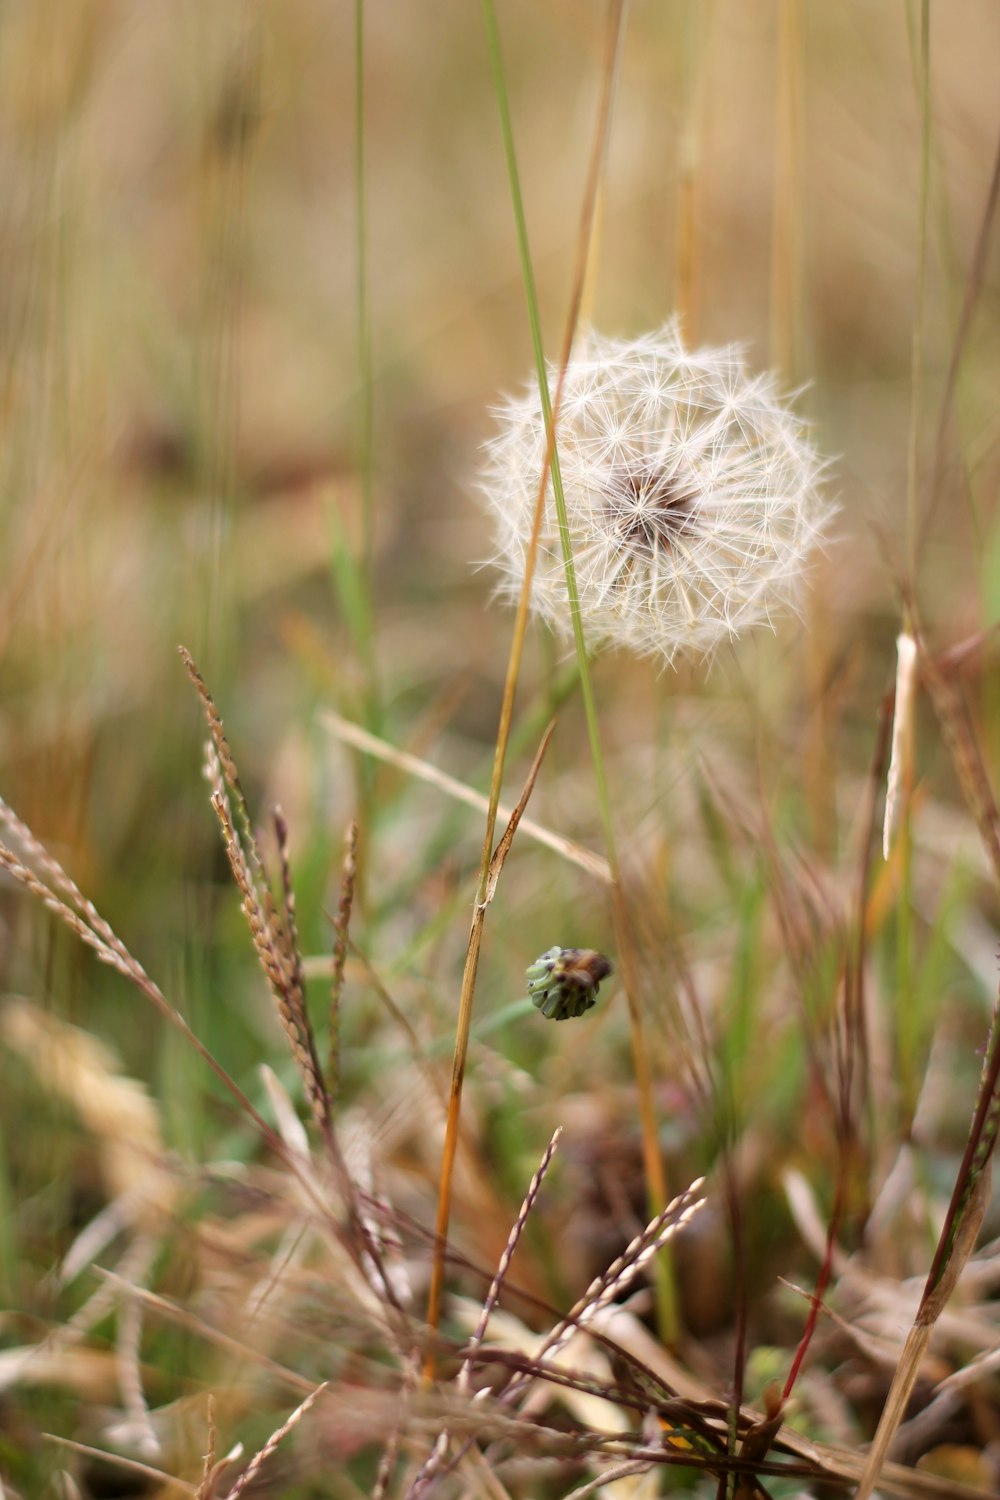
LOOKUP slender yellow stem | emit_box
[424,0,632,1374]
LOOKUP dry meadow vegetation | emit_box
[2,3,1000,1497]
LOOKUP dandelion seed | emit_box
[479,320,832,664]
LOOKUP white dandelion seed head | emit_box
[478,320,833,666]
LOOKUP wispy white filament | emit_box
[479,320,832,664]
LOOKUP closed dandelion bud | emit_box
[527,946,612,1022]
[479,321,832,665]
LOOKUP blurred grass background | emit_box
[1,1,1000,1494]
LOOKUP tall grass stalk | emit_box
[340,0,381,829]
[893,0,931,1131]
[423,0,672,1370]
[484,0,677,1340]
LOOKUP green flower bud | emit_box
[526,946,612,1022]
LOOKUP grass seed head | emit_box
[479,320,832,664]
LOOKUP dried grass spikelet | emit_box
[479,320,832,664]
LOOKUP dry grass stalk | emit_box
[42,1434,197,1497]
[841,688,894,1165]
[94,1272,316,1397]
[179,647,271,904]
[372,1369,417,1500]
[329,817,359,1102]
[561,1460,653,1500]
[409,1131,564,1498]
[183,649,321,1090]
[184,664,411,1324]
[115,1290,158,1458]
[460,1128,564,1391]
[194,1397,218,1500]
[424,718,557,1375]
[0,813,276,1149]
[274,806,307,1005]
[1,688,408,1420]
[443,1339,996,1500]
[404,1178,706,1497]
[209,781,328,1136]
[220,1382,328,1500]
[190,648,329,1141]
[500,1178,704,1413]
[321,710,611,885]
[425,0,633,1371]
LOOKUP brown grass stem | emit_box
[322,710,611,883]
[221,1384,329,1500]
[423,720,555,1374]
[42,1435,197,1498]
[424,0,629,1373]
[413,1130,564,1497]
